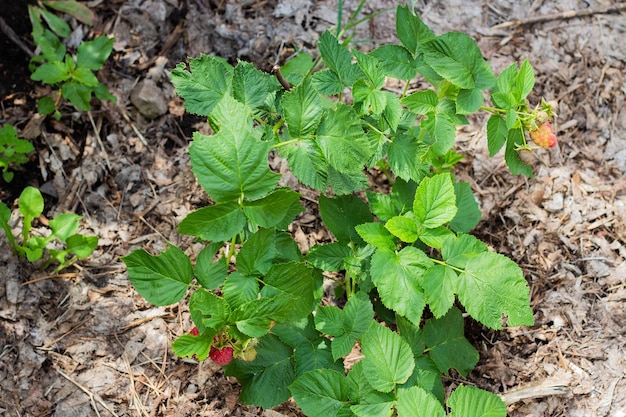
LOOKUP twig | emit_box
[120,108,149,146]
[500,383,569,404]
[272,65,292,90]
[491,4,626,29]
[88,111,111,170]
[57,369,121,417]
[0,16,34,58]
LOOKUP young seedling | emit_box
[0,124,35,182]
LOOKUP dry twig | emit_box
[491,4,626,29]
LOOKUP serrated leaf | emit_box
[370,247,432,326]
[370,45,417,80]
[230,298,274,337]
[315,306,345,337]
[31,61,69,85]
[225,334,295,408]
[421,112,456,156]
[385,215,419,243]
[396,386,445,417]
[190,289,230,331]
[189,97,279,202]
[233,60,270,111]
[319,194,373,244]
[381,92,403,132]
[39,8,70,37]
[421,33,495,90]
[458,251,534,329]
[194,243,228,289]
[76,36,114,71]
[123,245,193,306]
[223,271,259,310]
[61,81,91,111]
[418,226,454,249]
[486,114,508,156]
[361,322,415,393]
[351,401,395,417]
[290,369,350,417]
[318,30,362,86]
[395,5,436,55]
[327,167,369,195]
[516,59,535,100]
[401,90,438,115]
[422,307,478,376]
[413,173,458,228]
[178,202,245,241]
[450,182,481,233]
[281,52,314,85]
[243,188,302,229]
[355,222,396,251]
[504,127,533,177]
[170,54,232,116]
[172,333,213,361]
[279,137,327,190]
[441,233,488,269]
[422,264,457,318]
[448,385,507,417]
[260,262,315,321]
[388,133,429,183]
[294,338,344,376]
[312,69,345,95]
[282,77,323,138]
[43,0,94,25]
[237,228,275,276]
[306,242,351,272]
[353,50,385,89]
[316,104,372,174]
[456,88,483,114]
[353,80,387,115]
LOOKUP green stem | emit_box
[226,234,237,267]
[272,138,301,149]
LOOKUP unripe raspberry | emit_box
[529,122,557,149]
[517,148,535,165]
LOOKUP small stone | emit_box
[131,79,168,119]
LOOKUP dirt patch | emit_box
[1,1,625,416]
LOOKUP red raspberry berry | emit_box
[209,345,234,366]
[529,122,557,149]
[190,327,199,336]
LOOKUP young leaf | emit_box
[413,173,458,229]
[396,386,445,417]
[64,234,98,259]
[19,186,44,219]
[422,307,479,376]
[122,245,193,306]
[289,369,350,417]
[516,59,535,100]
[448,385,507,417]
[370,247,432,326]
[422,264,457,318]
[39,8,71,37]
[385,215,419,243]
[318,30,362,87]
[355,222,396,252]
[48,212,80,241]
[353,50,385,89]
[361,322,415,392]
[0,202,16,249]
[189,97,279,202]
[31,61,69,85]
[395,5,435,55]
[61,81,91,111]
[170,54,232,116]
[225,334,296,408]
[458,251,534,329]
[449,181,481,233]
[388,133,429,183]
[43,0,94,25]
[76,36,114,71]
[319,194,373,244]
[282,77,323,138]
[486,114,508,156]
[420,112,456,156]
[178,202,245,242]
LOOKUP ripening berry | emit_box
[190,327,200,336]
[529,122,557,149]
[209,345,234,366]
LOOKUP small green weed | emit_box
[0,124,35,183]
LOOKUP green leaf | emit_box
[385,215,419,243]
[38,96,55,114]
[449,182,481,233]
[279,137,327,190]
[504,128,533,177]
[312,70,345,95]
[61,81,92,111]
[448,385,507,417]
[281,53,314,85]
[306,242,351,272]
[422,307,479,376]
[237,228,275,276]
[123,245,193,306]
[370,45,417,80]
[290,369,350,417]
[43,0,94,25]
[319,194,373,244]
[418,226,454,249]
[194,243,228,289]
[370,247,432,326]
[458,251,534,329]
[395,5,435,55]
[441,234,487,269]
[243,188,302,229]
[282,77,323,138]
[413,173,458,229]
[361,322,415,393]
[316,104,372,174]
[48,213,80,241]
[223,272,259,310]
[39,8,70,37]
[456,88,483,114]
[353,50,385,89]
[70,67,99,87]
[225,334,295,408]
[294,338,344,377]
[486,114,508,156]
[421,112,456,156]
[172,333,213,361]
[353,80,387,115]
[388,133,429,183]
[421,33,495,90]
[422,264,457,318]
[64,234,98,259]
[516,59,535,100]
[19,186,44,219]
[178,202,245,241]
[232,60,271,111]
[189,97,279,202]
[355,222,396,251]
[36,29,66,62]
[396,386,445,417]
[260,262,316,321]
[170,54,232,116]
[190,289,230,331]
[402,90,438,115]
[31,61,69,85]
[318,30,362,86]
[76,36,114,70]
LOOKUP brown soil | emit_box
[1,1,624,416]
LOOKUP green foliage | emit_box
[28,1,115,118]
[122,4,548,415]
[0,186,98,272]
[0,124,35,182]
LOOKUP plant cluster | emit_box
[0,124,35,182]
[123,5,556,416]
[0,186,98,273]
[28,0,115,118]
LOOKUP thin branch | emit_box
[0,16,34,58]
[272,65,292,90]
[491,4,626,29]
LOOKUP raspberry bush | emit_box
[123,4,557,416]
